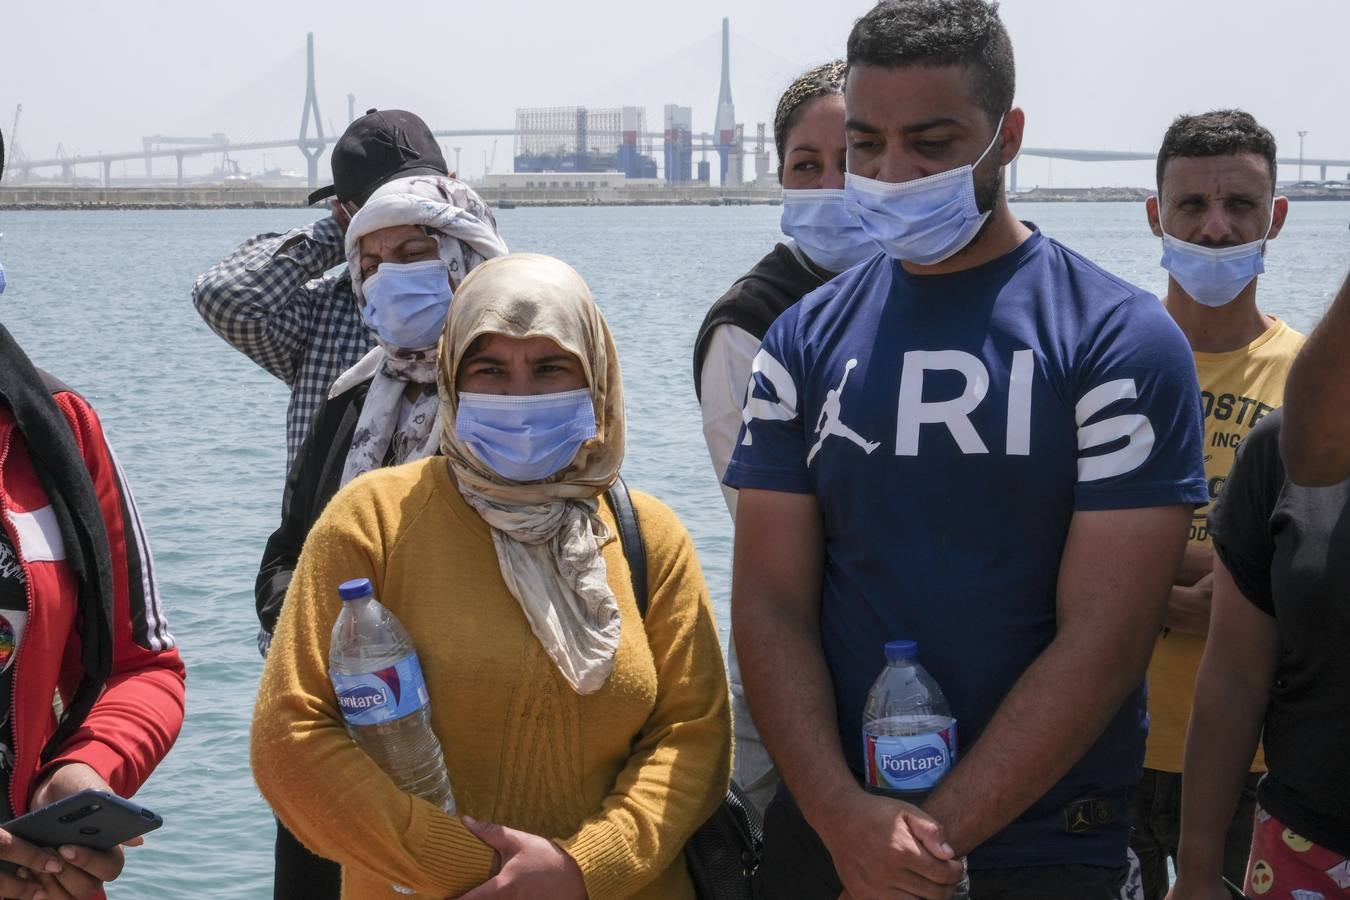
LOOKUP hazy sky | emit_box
[1,0,1343,187]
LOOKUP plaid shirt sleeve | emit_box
[191,216,348,386]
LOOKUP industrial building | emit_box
[503,18,764,191]
[663,105,694,185]
[513,106,657,179]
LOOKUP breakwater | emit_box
[0,185,785,210]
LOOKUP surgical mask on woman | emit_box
[455,388,597,482]
[1158,209,1273,308]
[361,260,453,349]
[780,189,879,273]
[844,116,1005,266]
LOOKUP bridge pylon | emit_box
[297,32,327,189]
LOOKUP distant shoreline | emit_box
[3,184,1348,210]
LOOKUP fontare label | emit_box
[863,724,957,793]
[331,655,430,727]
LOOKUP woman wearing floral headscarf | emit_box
[256,174,507,646]
[252,254,731,899]
[254,173,507,897]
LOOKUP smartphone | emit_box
[0,790,161,873]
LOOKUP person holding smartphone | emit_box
[0,129,186,898]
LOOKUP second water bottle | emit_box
[862,639,969,898]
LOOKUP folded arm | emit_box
[191,216,347,384]
[924,504,1189,854]
[251,507,494,897]
[733,488,961,900]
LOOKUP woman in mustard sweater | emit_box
[251,253,731,899]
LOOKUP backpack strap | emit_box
[603,475,649,617]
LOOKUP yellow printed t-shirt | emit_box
[1144,316,1305,773]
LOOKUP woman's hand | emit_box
[26,764,133,899]
[459,816,587,900]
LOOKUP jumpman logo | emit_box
[807,359,880,466]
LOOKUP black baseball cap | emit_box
[307,108,447,207]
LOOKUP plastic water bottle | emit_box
[330,578,455,893]
[862,639,969,898]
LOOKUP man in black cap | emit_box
[193,109,446,900]
[192,109,448,470]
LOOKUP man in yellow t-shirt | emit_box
[1130,109,1306,900]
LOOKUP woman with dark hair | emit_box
[692,59,876,813]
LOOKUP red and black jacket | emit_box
[0,340,184,818]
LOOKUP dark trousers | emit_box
[1128,769,1260,900]
[759,791,1129,899]
[1123,766,1258,900]
[274,818,341,900]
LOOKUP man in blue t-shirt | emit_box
[725,3,1207,899]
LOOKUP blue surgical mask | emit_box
[843,115,1005,266]
[1159,209,1272,308]
[455,388,597,482]
[0,260,6,295]
[780,189,880,273]
[360,259,453,350]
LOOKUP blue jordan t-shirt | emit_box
[725,230,1207,870]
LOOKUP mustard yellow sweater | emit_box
[251,458,730,899]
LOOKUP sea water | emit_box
[0,201,1343,896]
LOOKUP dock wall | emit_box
[0,185,785,209]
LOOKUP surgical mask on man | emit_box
[780,189,880,273]
[455,388,597,482]
[360,259,453,349]
[844,115,1005,266]
[1158,207,1273,308]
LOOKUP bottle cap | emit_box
[884,639,918,662]
[338,578,374,602]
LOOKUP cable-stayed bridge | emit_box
[8,33,1348,189]
[14,136,1350,190]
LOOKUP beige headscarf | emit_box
[437,254,626,694]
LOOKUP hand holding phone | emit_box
[3,789,160,854]
[0,788,160,896]
[0,829,61,900]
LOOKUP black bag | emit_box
[604,477,764,900]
